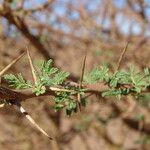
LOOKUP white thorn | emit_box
[0,103,5,108]
[19,104,53,140]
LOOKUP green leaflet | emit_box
[109,70,131,87]
[38,59,70,86]
[4,73,32,89]
[84,65,109,84]
[129,66,150,93]
[54,91,78,115]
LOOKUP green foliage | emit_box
[102,88,130,98]
[4,73,32,89]
[37,59,70,86]
[3,58,150,115]
[32,59,69,96]
[4,60,69,96]
[33,82,46,96]
[54,91,77,115]
[84,65,150,98]
[109,71,131,87]
[84,65,109,84]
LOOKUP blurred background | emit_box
[0,0,150,149]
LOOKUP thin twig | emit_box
[115,41,129,72]
[49,87,74,92]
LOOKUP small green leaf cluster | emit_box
[84,65,150,98]
[38,60,69,86]
[33,60,69,95]
[3,60,69,96]
[54,89,86,115]
[4,73,32,89]
[84,66,109,84]
[129,66,150,92]
[54,91,77,115]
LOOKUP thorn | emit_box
[26,46,38,84]
[0,52,25,77]
[0,103,5,108]
[18,103,53,140]
[79,51,87,87]
[78,50,87,111]
[116,41,129,72]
